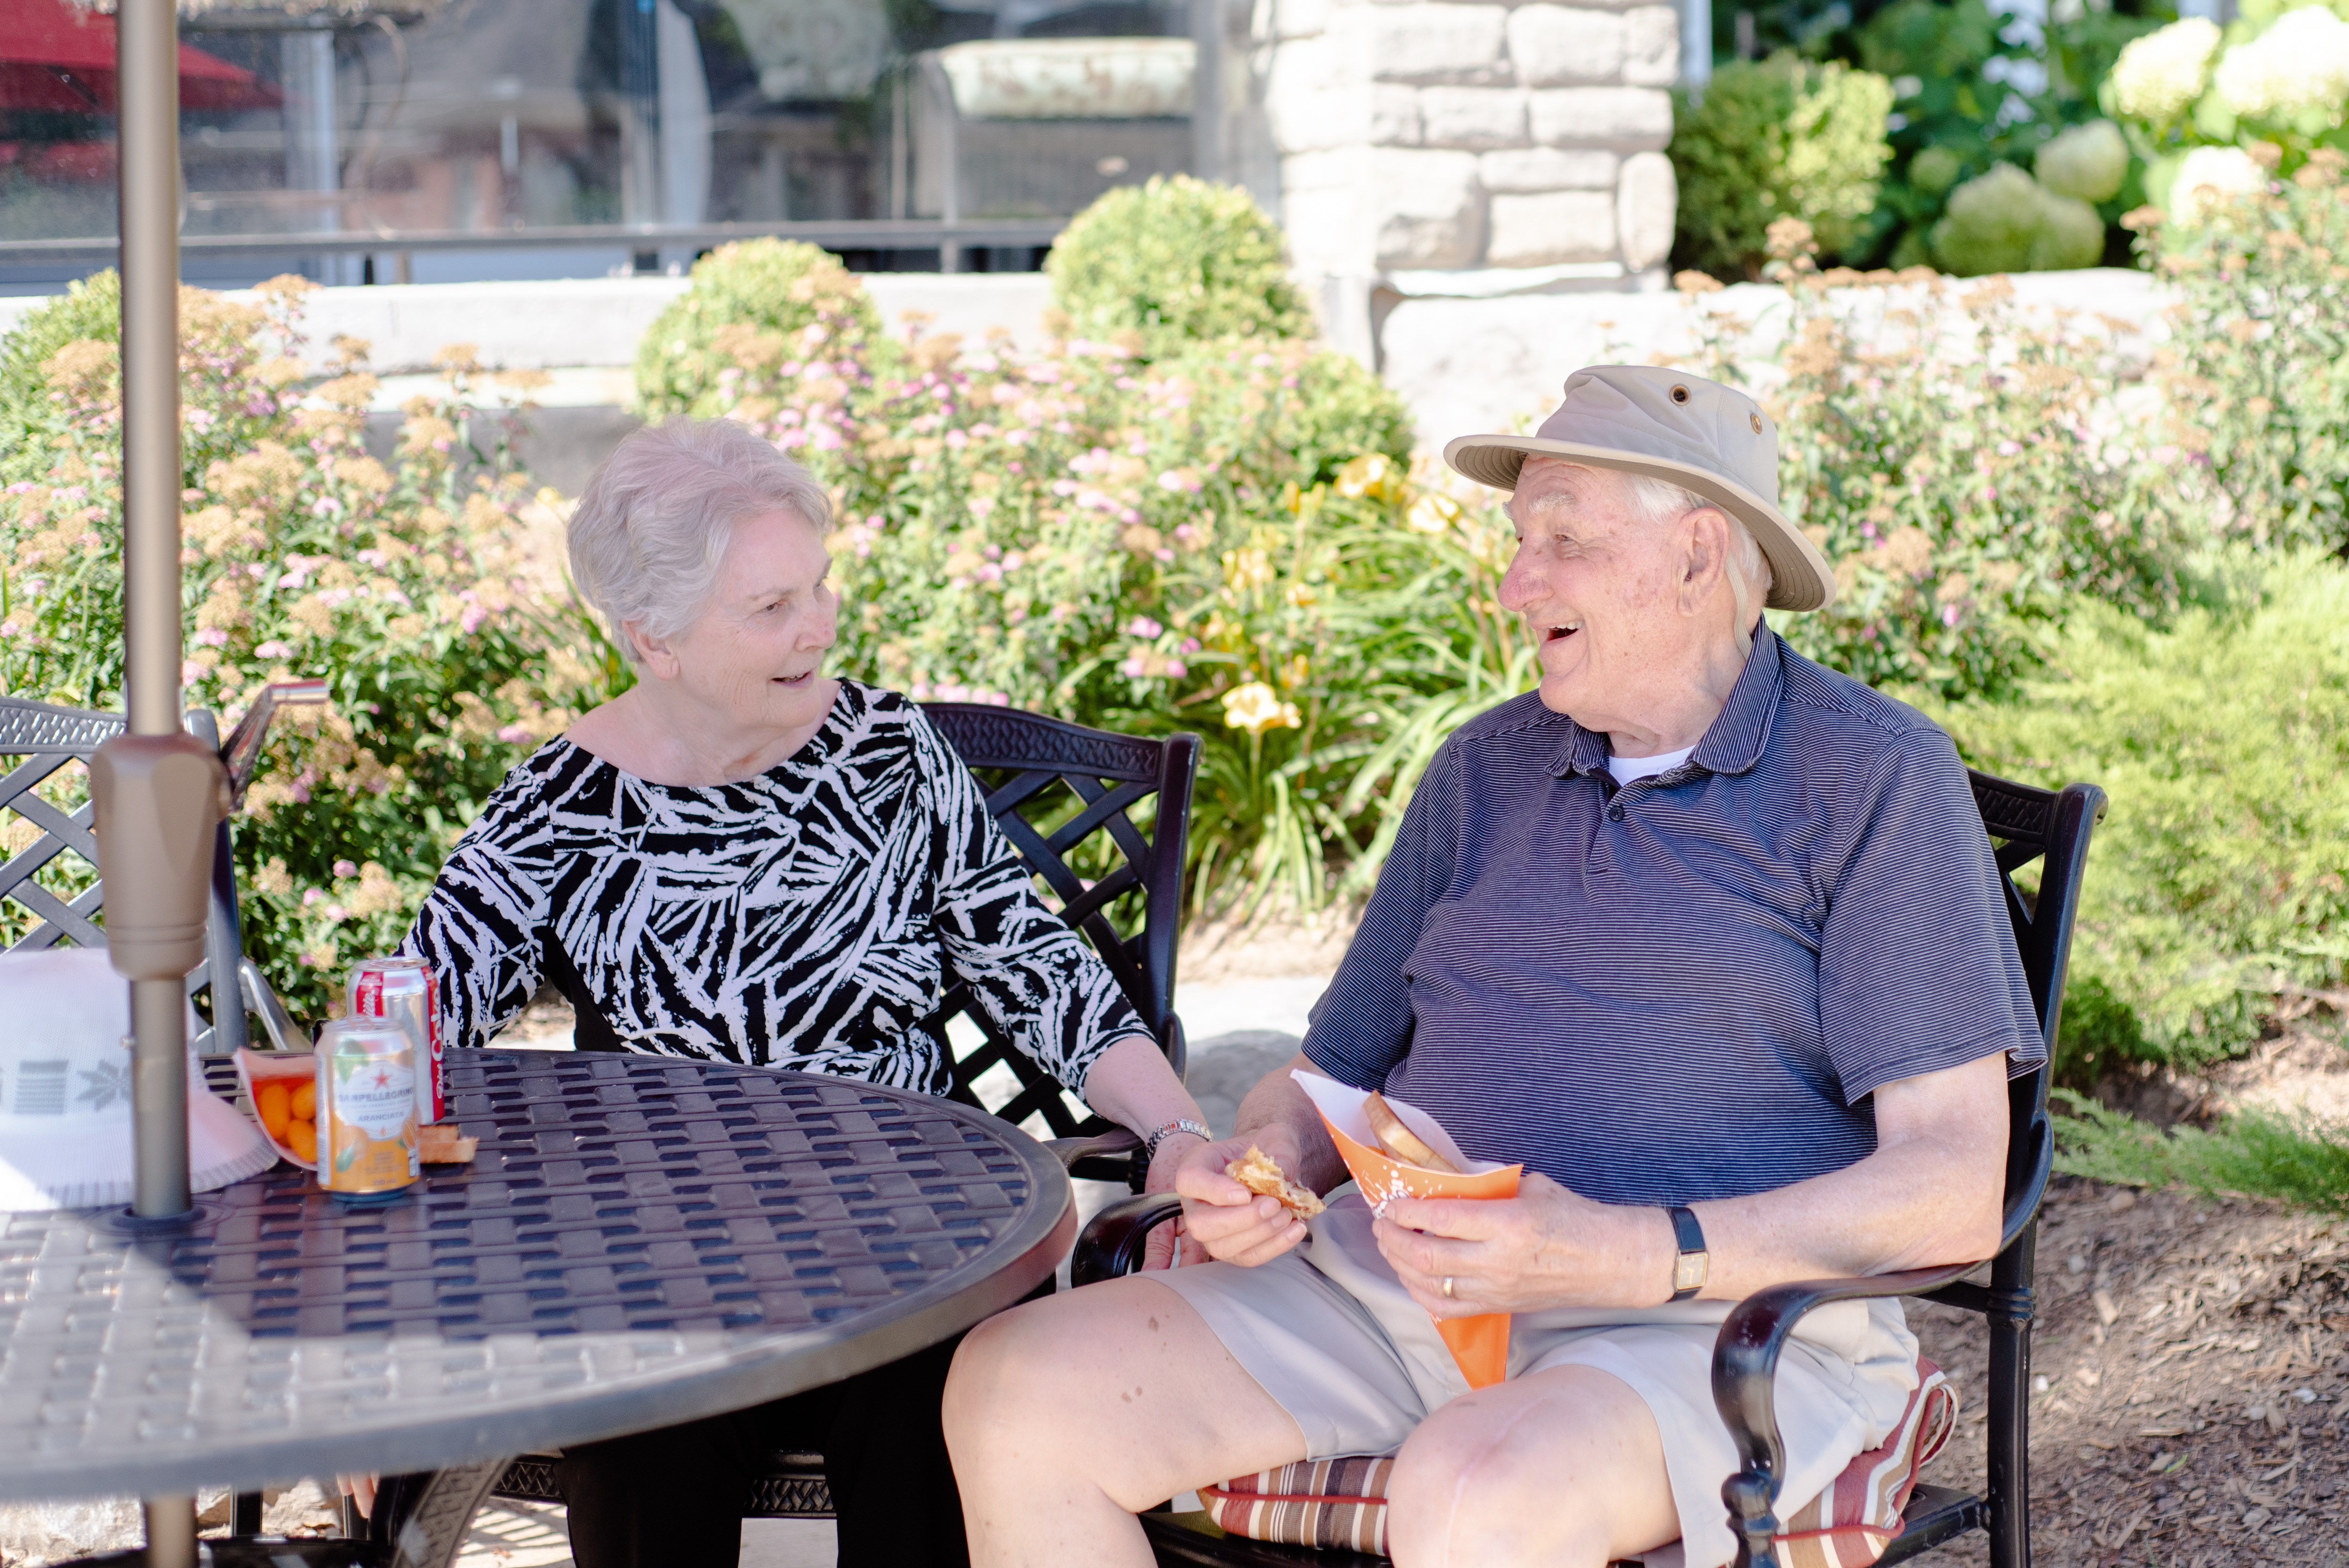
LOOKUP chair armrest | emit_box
[1045,1127,1142,1169]
[239,958,309,1052]
[1713,1262,1979,1567]
[1072,1191,1184,1286]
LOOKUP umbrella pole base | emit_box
[130,977,193,1220]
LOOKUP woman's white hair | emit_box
[1618,472,1774,651]
[568,418,832,663]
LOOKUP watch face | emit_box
[1674,1253,1709,1293]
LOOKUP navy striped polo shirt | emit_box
[1302,628,2041,1206]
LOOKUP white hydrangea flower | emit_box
[2111,17,2223,123]
[2213,5,2349,122]
[2169,144,2265,224]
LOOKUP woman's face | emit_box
[642,508,838,735]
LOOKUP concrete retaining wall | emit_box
[3,267,2174,483]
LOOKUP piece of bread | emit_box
[418,1124,478,1165]
[1363,1093,1460,1174]
[1227,1145,1324,1218]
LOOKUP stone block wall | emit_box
[1262,0,1679,285]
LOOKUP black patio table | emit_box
[0,1047,1073,1554]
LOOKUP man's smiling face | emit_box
[1497,457,1689,733]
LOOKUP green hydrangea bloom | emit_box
[1931,163,2107,275]
[1909,145,1968,198]
[2035,120,2131,204]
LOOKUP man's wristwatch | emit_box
[1144,1118,1211,1163]
[1667,1205,1709,1301]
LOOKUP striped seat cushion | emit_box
[1200,1357,1956,1567]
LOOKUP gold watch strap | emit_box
[1668,1204,1709,1301]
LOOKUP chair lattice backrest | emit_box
[920,703,1200,1149]
[0,695,250,1055]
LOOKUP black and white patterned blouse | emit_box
[402,679,1147,1096]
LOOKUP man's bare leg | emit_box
[1385,1364,1682,1568]
[945,1276,1310,1568]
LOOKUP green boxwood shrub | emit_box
[632,239,883,420]
[1671,53,1896,278]
[1043,175,1312,356]
[1921,555,2349,1081]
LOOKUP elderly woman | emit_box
[942,367,2039,1568]
[399,418,1207,1568]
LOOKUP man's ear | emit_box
[625,619,682,682]
[1676,507,1731,612]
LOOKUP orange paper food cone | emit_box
[1292,1071,1522,1389]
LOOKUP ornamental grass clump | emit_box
[0,275,616,1017]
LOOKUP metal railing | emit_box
[0,217,1070,271]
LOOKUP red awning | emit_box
[0,0,283,113]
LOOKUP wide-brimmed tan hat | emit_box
[1443,365,1836,612]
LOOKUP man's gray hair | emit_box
[568,418,832,663]
[1618,473,1771,592]
[1618,472,1774,648]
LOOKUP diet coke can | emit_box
[349,956,444,1125]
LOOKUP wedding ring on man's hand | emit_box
[1441,1276,1456,1299]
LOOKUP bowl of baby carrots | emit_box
[235,1048,319,1170]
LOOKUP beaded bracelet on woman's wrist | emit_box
[1143,1118,1211,1163]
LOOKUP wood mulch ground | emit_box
[1911,1174,2348,1568]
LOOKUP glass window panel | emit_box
[0,0,1205,290]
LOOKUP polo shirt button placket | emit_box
[1607,803,1627,822]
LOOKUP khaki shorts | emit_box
[1149,1190,1920,1568]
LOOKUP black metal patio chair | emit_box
[476,703,1203,1531]
[1072,767,2105,1568]
[0,695,261,1054]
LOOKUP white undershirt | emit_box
[1607,743,1696,785]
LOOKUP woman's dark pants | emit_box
[554,1335,969,1568]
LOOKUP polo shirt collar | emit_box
[1548,625,1785,780]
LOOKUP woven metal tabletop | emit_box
[0,1049,1072,1502]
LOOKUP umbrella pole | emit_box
[91,0,227,1233]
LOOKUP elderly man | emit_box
[942,367,2038,1568]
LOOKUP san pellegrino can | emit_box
[349,956,444,1125]
[315,1018,420,1199]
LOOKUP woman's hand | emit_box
[1139,1131,1211,1268]
[1373,1173,1669,1317]
[337,1473,378,1521]
[1174,1131,1313,1267]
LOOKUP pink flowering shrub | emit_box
[0,273,616,1016]
[1667,223,2212,700]
[675,256,1539,913]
